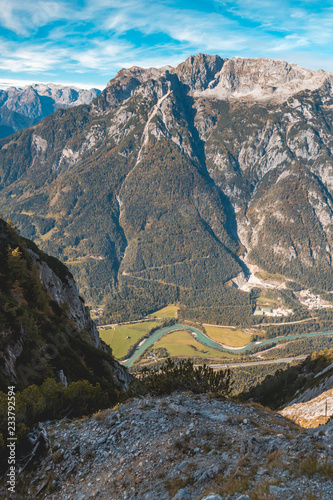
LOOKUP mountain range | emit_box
[1,54,333,323]
[0,83,100,138]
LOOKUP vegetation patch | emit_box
[128,358,232,397]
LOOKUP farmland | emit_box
[99,321,160,358]
[152,330,236,359]
[204,325,252,347]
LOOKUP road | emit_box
[256,317,318,327]
[195,355,307,370]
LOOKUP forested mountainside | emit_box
[0,84,100,138]
[1,54,333,322]
[0,217,129,394]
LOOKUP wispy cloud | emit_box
[0,0,68,36]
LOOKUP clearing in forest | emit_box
[151,304,179,319]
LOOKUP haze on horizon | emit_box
[0,0,332,91]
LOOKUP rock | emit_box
[269,485,288,497]
[96,437,106,445]
[257,467,268,476]
[201,494,224,500]
[2,392,332,500]
[172,488,192,499]
[57,369,68,387]
[74,493,88,500]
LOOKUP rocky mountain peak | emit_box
[106,54,333,104]
[173,53,226,90]
[197,56,333,102]
[111,65,172,86]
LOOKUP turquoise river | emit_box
[123,324,333,367]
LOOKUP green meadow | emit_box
[152,330,235,359]
[99,321,160,358]
[204,325,252,347]
[151,304,179,319]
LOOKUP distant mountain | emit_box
[0,83,101,138]
[1,54,333,323]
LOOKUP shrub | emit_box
[128,358,232,397]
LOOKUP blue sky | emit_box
[0,0,332,90]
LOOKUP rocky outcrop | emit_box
[173,53,226,90]
[0,216,131,392]
[28,249,101,348]
[281,387,333,428]
[0,326,26,383]
[196,57,333,102]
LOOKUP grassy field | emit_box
[204,325,252,347]
[99,321,160,358]
[256,296,280,308]
[153,330,235,359]
[151,304,179,319]
[255,270,285,283]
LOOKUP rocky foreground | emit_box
[4,393,333,500]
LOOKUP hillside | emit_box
[242,348,333,425]
[1,54,333,323]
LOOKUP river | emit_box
[122,324,333,367]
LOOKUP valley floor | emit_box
[6,393,333,500]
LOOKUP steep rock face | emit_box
[1,54,333,320]
[0,83,100,138]
[0,218,130,392]
[172,53,226,90]
[28,249,101,347]
[281,387,333,428]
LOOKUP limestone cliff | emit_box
[0,217,130,392]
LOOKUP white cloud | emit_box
[270,35,310,52]
[0,0,68,36]
[0,42,66,72]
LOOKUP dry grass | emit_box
[298,454,333,479]
[266,449,286,470]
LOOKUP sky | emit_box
[0,0,332,90]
